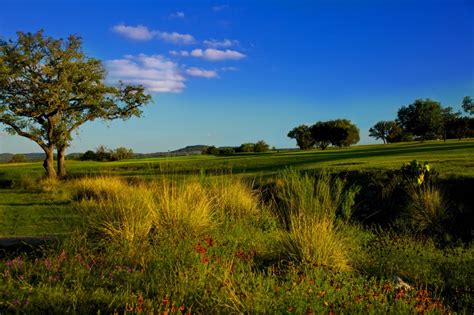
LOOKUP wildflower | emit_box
[201,255,209,264]
[204,236,214,247]
[195,242,206,254]
[162,296,169,306]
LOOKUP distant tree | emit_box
[8,154,26,163]
[0,30,151,178]
[445,116,471,140]
[202,146,219,155]
[254,140,270,152]
[95,145,112,161]
[80,150,97,161]
[310,121,333,150]
[219,147,235,155]
[111,147,134,161]
[332,119,359,147]
[396,99,443,141]
[462,96,473,115]
[238,143,255,153]
[386,123,411,143]
[287,125,315,150]
[369,121,399,144]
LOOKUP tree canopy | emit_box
[0,30,151,178]
[396,99,443,141]
[369,121,402,144]
[287,125,315,150]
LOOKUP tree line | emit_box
[287,119,360,150]
[202,140,270,155]
[369,97,473,143]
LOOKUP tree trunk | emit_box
[57,146,67,178]
[43,146,56,178]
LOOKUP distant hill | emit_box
[134,145,209,158]
[0,145,210,162]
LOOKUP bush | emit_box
[8,154,26,163]
[254,140,269,152]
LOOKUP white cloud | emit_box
[112,24,156,41]
[169,11,185,19]
[188,48,245,61]
[106,54,186,93]
[112,23,194,44]
[212,5,229,11]
[186,67,218,78]
[157,31,195,44]
[203,38,239,48]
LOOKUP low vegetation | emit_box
[1,155,472,313]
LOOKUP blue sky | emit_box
[0,0,473,153]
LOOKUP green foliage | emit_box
[369,121,404,144]
[462,96,473,115]
[310,119,359,149]
[254,140,270,152]
[0,30,151,178]
[397,99,444,141]
[287,125,315,149]
[81,146,134,161]
[8,154,26,164]
[202,145,219,155]
[238,142,255,152]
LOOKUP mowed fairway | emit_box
[1,139,474,182]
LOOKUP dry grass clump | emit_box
[405,184,450,235]
[209,178,260,220]
[151,180,215,237]
[74,177,154,247]
[277,216,350,271]
[73,177,226,246]
[272,169,357,271]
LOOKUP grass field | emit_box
[0,140,473,313]
[1,139,473,182]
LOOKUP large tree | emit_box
[369,121,400,144]
[462,96,473,115]
[0,31,151,178]
[396,99,443,141]
[287,124,315,150]
[310,121,334,150]
[332,119,359,147]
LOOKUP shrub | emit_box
[8,154,26,163]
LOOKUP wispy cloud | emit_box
[186,67,218,78]
[212,4,229,12]
[189,48,246,61]
[106,54,186,93]
[112,24,155,41]
[169,11,185,19]
[158,31,195,44]
[112,23,195,44]
[203,38,239,48]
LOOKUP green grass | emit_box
[1,139,473,182]
[0,189,78,237]
[0,140,472,313]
